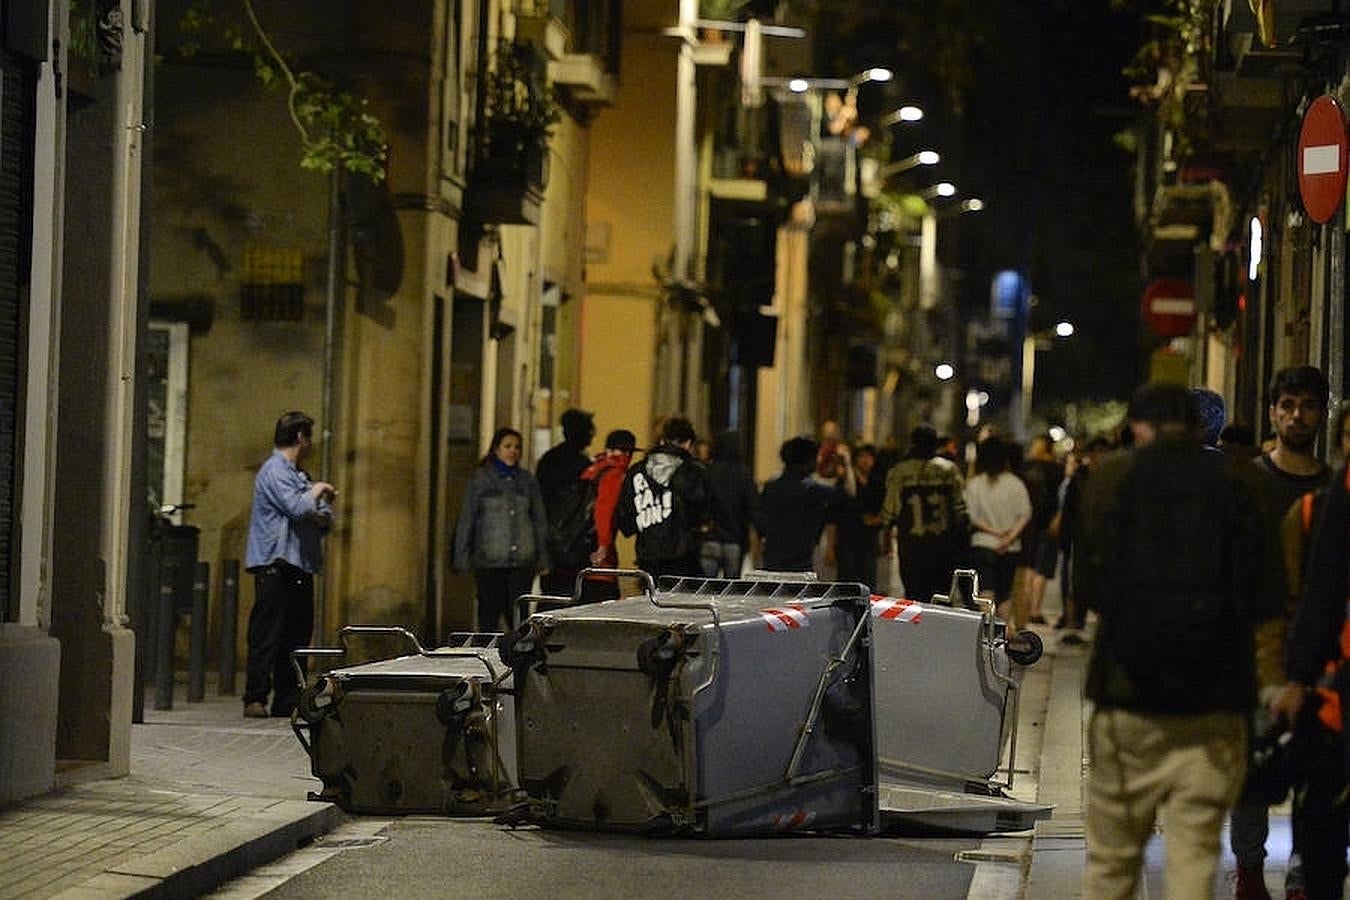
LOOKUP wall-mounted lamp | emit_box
[879,105,925,125]
[919,181,957,199]
[880,150,940,179]
[764,67,896,94]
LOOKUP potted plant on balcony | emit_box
[480,39,561,189]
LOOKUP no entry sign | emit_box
[1141,277,1196,338]
[1297,95,1349,225]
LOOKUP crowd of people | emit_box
[239,363,1349,898]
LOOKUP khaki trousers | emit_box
[1085,707,1247,900]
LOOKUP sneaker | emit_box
[1029,614,1048,625]
[1060,632,1085,646]
[243,702,269,718]
[1235,865,1272,900]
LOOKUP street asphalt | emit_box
[0,577,1303,898]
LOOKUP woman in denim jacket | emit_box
[454,427,551,631]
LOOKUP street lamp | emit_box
[879,150,940,179]
[919,181,957,199]
[879,105,925,125]
[1019,321,1075,436]
[762,67,895,93]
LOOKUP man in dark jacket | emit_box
[1075,382,1280,900]
[699,430,759,578]
[616,417,709,578]
[536,408,595,595]
[756,437,839,574]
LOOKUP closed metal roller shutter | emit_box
[0,49,36,618]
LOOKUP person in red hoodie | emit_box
[579,429,638,602]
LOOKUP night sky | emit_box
[806,0,1150,409]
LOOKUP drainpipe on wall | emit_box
[319,167,343,641]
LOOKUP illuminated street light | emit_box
[763,67,896,93]
[855,67,894,85]
[919,181,957,199]
[1018,320,1076,436]
[935,363,956,381]
[879,105,925,125]
[960,198,985,212]
[879,150,940,179]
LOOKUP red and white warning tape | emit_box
[869,594,922,623]
[760,604,810,632]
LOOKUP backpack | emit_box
[1100,445,1257,710]
[546,476,597,569]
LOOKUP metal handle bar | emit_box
[339,624,426,655]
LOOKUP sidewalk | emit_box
[0,688,338,899]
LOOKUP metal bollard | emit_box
[154,561,177,710]
[219,560,239,695]
[188,561,209,702]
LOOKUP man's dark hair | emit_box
[1189,387,1226,446]
[973,437,1008,477]
[780,436,819,467]
[1267,365,1329,408]
[274,411,314,447]
[604,429,638,451]
[1128,382,1199,428]
[907,424,939,459]
[560,408,595,444]
[661,416,696,445]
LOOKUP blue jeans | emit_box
[699,541,743,578]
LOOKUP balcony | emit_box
[465,125,550,226]
[517,0,620,108]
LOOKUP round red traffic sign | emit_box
[1141,277,1196,338]
[1297,95,1349,225]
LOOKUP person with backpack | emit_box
[536,408,596,596]
[1076,382,1281,900]
[578,428,638,602]
[1265,403,1350,900]
[1230,366,1332,900]
[616,416,709,578]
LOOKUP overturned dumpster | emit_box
[869,569,1051,833]
[290,569,1050,835]
[291,626,518,815]
[499,571,879,836]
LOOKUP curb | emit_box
[51,800,341,899]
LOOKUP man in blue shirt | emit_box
[243,411,335,718]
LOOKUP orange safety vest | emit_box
[1303,475,1350,733]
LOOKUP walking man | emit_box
[537,408,596,596]
[1231,365,1331,900]
[1077,383,1278,899]
[756,436,840,575]
[243,411,335,718]
[882,424,968,603]
[616,416,708,578]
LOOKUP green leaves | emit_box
[171,0,389,181]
